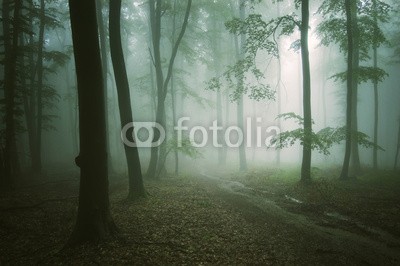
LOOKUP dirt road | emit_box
[198,172,400,265]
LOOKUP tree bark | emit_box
[2,0,22,188]
[109,0,146,199]
[372,0,379,170]
[32,0,45,173]
[394,118,400,171]
[350,0,361,174]
[300,0,312,183]
[67,0,117,245]
[236,0,247,172]
[340,0,355,180]
[96,0,115,175]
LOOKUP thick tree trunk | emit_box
[67,0,117,245]
[300,0,312,183]
[340,0,355,180]
[96,0,115,175]
[109,0,146,199]
[64,64,79,155]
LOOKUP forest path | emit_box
[198,171,400,265]
[1,170,400,264]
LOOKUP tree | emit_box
[109,0,146,199]
[224,0,313,180]
[300,0,312,183]
[67,0,117,245]
[96,0,114,174]
[1,0,23,188]
[234,0,247,172]
[340,0,356,180]
[394,118,400,170]
[147,0,192,179]
[33,0,45,173]
[318,0,390,174]
[13,0,69,175]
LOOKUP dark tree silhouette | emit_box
[109,0,146,199]
[2,0,22,188]
[147,0,192,179]
[67,0,117,245]
[33,0,45,173]
[340,0,356,180]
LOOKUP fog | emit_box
[21,0,400,173]
[1,0,400,263]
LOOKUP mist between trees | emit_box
[1,0,400,251]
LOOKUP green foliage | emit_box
[166,137,203,159]
[214,2,304,103]
[389,1,400,64]
[271,114,384,155]
[317,0,391,60]
[276,112,315,126]
[330,66,388,84]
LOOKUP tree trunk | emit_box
[394,118,400,171]
[67,0,117,245]
[171,74,179,174]
[32,0,45,174]
[350,0,361,174]
[372,0,379,170]
[170,3,179,174]
[2,0,22,188]
[109,0,146,199]
[276,0,282,166]
[147,0,164,179]
[236,0,247,171]
[147,0,192,178]
[96,0,114,175]
[340,0,355,180]
[210,11,226,166]
[19,34,37,173]
[300,0,312,183]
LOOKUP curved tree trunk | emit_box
[109,0,146,199]
[67,0,117,245]
[147,0,192,178]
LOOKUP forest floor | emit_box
[1,166,400,265]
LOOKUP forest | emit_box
[1,0,400,264]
